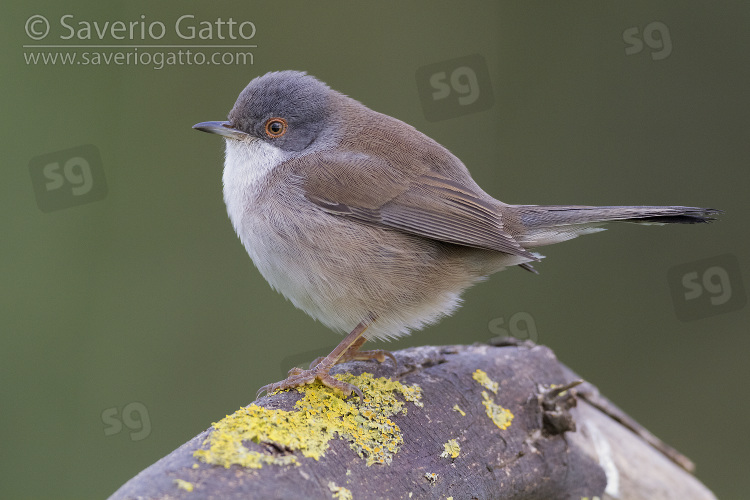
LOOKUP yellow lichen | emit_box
[173,479,194,492]
[481,391,513,430]
[440,438,460,459]
[193,373,422,469]
[452,404,466,416]
[328,481,353,500]
[472,369,499,394]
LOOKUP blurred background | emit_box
[2,1,748,498]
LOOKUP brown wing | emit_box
[300,152,535,260]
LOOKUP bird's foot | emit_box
[257,318,394,403]
[345,348,397,365]
[256,363,364,401]
[309,348,397,368]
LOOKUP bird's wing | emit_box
[299,152,535,260]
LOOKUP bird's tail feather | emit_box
[512,205,720,248]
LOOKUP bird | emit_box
[193,70,719,400]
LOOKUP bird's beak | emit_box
[192,121,250,140]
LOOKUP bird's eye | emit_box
[264,118,288,138]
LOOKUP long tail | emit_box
[512,205,720,248]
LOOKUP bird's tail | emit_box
[511,205,720,248]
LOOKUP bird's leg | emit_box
[306,336,397,369]
[338,336,397,366]
[256,317,394,401]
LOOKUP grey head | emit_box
[193,70,336,153]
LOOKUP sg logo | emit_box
[682,267,733,306]
[488,312,538,343]
[429,67,481,106]
[43,157,95,196]
[29,144,107,212]
[416,54,494,121]
[668,254,746,321]
[623,21,672,60]
[102,402,151,441]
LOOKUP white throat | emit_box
[222,138,285,237]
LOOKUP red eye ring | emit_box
[264,117,288,138]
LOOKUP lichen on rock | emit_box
[194,372,423,469]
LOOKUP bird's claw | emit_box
[256,365,364,402]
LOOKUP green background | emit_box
[2,2,748,499]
